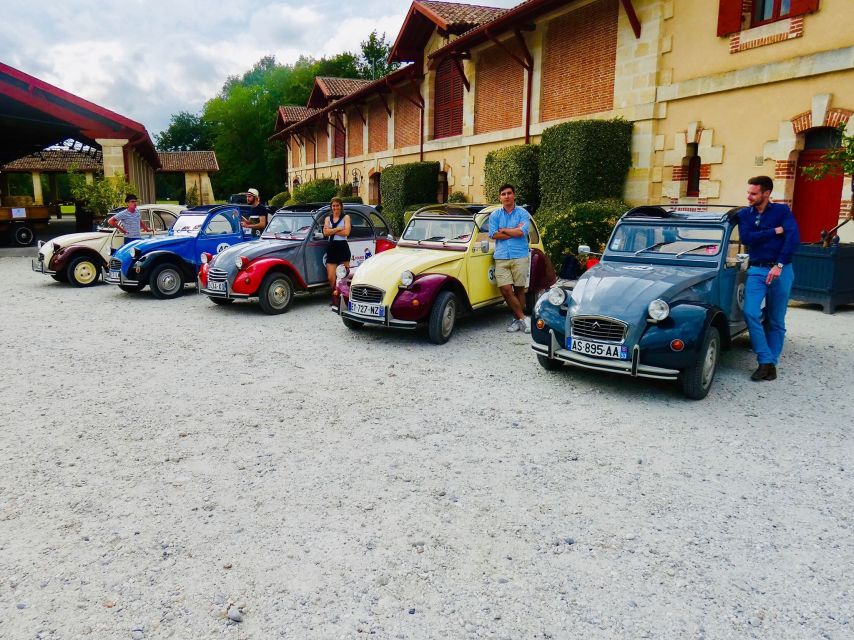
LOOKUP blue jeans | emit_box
[743,264,794,365]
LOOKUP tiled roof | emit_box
[420,1,508,29]
[0,150,101,172]
[316,77,373,99]
[157,151,219,173]
[279,106,321,124]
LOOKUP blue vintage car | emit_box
[104,204,261,298]
[532,205,748,399]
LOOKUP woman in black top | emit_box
[323,197,351,301]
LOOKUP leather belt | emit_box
[749,261,777,268]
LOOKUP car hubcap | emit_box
[270,280,291,308]
[15,227,33,245]
[158,270,180,294]
[701,338,718,388]
[442,299,456,336]
[74,261,96,284]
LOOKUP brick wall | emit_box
[540,0,618,122]
[369,100,389,154]
[348,110,364,157]
[304,135,315,165]
[474,42,524,135]
[289,137,300,168]
[394,88,421,149]
[317,125,329,162]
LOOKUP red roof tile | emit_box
[316,77,373,99]
[419,1,508,29]
[156,151,219,173]
[1,150,101,172]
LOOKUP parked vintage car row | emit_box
[31,202,751,399]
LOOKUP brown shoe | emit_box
[751,364,774,381]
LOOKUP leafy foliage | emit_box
[537,199,627,265]
[154,112,213,151]
[67,169,137,218]
[484,144,540,210]
[269,191,291,208]
[185,184,200,207]
[447,191,468,203]
[292,178,337,204]
[802,123,854,185]
[380,162,440,234]
[539,119,632,208]
[357,31,399,80]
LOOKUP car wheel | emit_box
[210,297,234,306]
[13,225,35,246]
[679,326,720,400]
[118,283,145,293]
[342,317,363,330]
[537,353,562,371]
[258,272,294,314]
[67,255,100,287]
[150,263,185,299]
[428,290,457,345]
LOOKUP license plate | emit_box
[208,280,226,292]
[109,269,121,282]
[32,260,44,273]
[567,337,628,360]
[349,301,384,317]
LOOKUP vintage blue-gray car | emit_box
[532,205,749,399]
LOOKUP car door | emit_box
[722,224,748,331]
[346,211,376,267]
[466,214,502,307]
[196,209,242,262]
[304,215,329,285]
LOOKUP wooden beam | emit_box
[621,0,642,38]
[451,56,470,92]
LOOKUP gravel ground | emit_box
[1,256,852,640]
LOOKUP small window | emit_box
[347,213,373,239]
[752,0,792,26]
[205,212,235,235]
[370,213,389,237]
[685,143,701,198]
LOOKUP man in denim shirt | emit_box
[737,175,800,381]
[488,183,531,333]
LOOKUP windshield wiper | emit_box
[675,243,719,258]
[634,241,670,256]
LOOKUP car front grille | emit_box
[571,316,627,343]
[208,268,228,282]
[350,285,384,304]
[109,258,122,271]
[37,253,44,262]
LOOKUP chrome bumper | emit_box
[532,329,679,381]
[31,259,55,275]
[339,299,417,329]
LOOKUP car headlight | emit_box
[335,264,349,279]
[130,247,140,259]
[648,299,670,321]
[200,252,210,264]
[400,270,414,287]
[235,256,248,270]
[547,286,567,306]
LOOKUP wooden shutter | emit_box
[789,0,820,17]
[433,58,463,139]
[717,0,744,36]
[333,114,345,158]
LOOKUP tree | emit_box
[67,168,137,219]
[357,31,399,80]
[154,112,212,151]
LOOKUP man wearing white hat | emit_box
[240,188,267,232]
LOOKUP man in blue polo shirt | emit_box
[737,175,800,381]
[488,183,531,333]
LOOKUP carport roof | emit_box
[0,61,159,167]
[1,149,101,172]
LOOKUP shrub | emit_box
[269,190,291,208]
[340,196,363,204]
[484,144,539,210]
[292,178,337,204]
[336,183,353,198]
[539,119,632,208]
[185,185,200,207]
[380,161,440,234]
[67,168,138,218]
[447,190,468,203]
[537,198,627,265]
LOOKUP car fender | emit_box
[391,273,469,322]
[135,250,196,282]
[50,245,106,272]
[231,257,307,296]
[529,248,557,294]
[639,303,726,370]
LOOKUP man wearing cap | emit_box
[240,188,267,232]
[108,194,151,244]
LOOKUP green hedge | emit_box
[269,190,291,208]
[484,144,539,210]
[539,119,632,208]
[538,199,627,265]
[380,161,439,234]
[292,178,337,204]
[447,190,468,203]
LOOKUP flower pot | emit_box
[790,243,854,313]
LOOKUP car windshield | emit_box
[263,215,315,239]
[609,224,725,257]
[171,214,208,236]
[400,218,475,246]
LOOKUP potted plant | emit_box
[791,124,854,313]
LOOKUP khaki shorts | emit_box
[494,257,530,288]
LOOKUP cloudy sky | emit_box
[0,0,518,138]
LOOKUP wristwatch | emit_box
[775,262,784,269]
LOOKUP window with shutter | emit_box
[333,114,345,159]
[433,58,463,139]
[717,0,744,36]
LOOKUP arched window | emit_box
[684,143,701,198]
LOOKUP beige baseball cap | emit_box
[247,188,259,198]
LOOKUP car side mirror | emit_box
[480,240,490,253]
[386,233,394,242]
[578,244,591,255]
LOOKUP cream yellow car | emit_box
[335,204,555,344]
